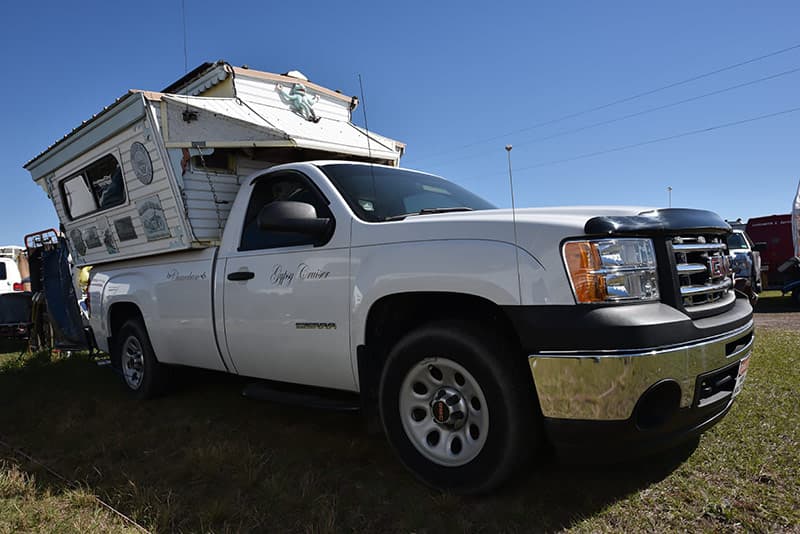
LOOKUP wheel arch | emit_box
[356,291,524,405]
[107,301,145,355]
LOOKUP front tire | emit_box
[379,321,541,494]
[113,319,168,399]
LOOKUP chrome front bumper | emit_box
[528,320,754,420]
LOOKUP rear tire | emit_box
[378,320,541,494]
[792,287,800,308]
[113,319,169,399]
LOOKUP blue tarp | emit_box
[41,240,86,349]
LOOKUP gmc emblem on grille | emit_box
[709,256,728,277]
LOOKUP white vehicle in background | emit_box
[726,229,763,303]
[0,246,26,294]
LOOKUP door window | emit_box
[239,172,333,251]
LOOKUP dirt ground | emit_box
[753,291,800,330]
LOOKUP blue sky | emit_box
[1,1,798,245]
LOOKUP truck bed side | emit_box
[89,248,229,372]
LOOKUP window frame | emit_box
[59,152,128,221]
[190,147,237,176]
[238,170,335,252]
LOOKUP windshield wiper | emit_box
[384,207,474,222]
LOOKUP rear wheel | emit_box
[114,319,169,399]
[792,287,800,308]
[379,321,541,494]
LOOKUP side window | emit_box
[239,172,333,251]
[191,148,236,175]
[0,261,6,281]
[60,154,127,219]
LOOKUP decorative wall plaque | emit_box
[114,217,138,241]
[136,195,170,241]
[69,228,87,256]
[102,225,119,255]
[84,227,102,249]
[130,141,153,185]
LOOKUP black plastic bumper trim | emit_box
[502,297,752,353]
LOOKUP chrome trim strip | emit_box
[528,321,754,420]
[591,266,658,275]
[680,278,732,297]
[676,263,707,275]
[672,243,727,252]
[536,319,753,357]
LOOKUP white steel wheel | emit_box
[399,357,489,467]
[114,319,169,399]
[121,335,145,390]
[379,320,542,494]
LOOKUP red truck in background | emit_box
[746,214,793,289]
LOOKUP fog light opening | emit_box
[635,380,681,430]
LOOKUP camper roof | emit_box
[24,61,403,171]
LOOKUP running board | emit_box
[241,381,361,412]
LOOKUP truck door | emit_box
[221,170,354,391]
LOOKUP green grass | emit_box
[0,300,797,533]
[0,454,135,533]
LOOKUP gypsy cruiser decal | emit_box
[270,263,331,287]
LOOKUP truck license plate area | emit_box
[695,361,740,408]
[732,353,751,398]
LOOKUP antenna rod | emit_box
[181,0,188,73]
[358,74,378,217]
[358,74,373,161]
[506,145,522,301]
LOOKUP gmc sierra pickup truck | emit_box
[88,161,754,493]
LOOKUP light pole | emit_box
[667,186,672,208]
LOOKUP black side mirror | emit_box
[257,201,332,240]
[754,242,768,253]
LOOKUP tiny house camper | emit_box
[24,61,404,267]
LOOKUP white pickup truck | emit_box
[88,160,753,493]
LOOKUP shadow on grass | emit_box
[754,291,799,314]
[0,354,695,533]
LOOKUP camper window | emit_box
[191,149,235,174]
[61,154,127,219]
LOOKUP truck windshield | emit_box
[320,164,495,222]
[726,232,749,250]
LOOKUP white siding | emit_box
[48,116,191,267]
[234,75,352,123]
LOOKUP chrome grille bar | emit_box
[680,278,732,297]
[672,235,731,311]
[672,243,727,253]
[676,263,707,275]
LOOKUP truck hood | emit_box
[352,206,654,248]
[351,205,730,268]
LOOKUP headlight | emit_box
[563,238,659,303]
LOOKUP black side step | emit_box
[241,381,360,412]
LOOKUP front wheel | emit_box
[379,321,541,494]
[113,319,169,399]
[792,287,800,308]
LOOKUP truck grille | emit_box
[671,236,733,309]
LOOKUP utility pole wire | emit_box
[413,42,800,162]
[472,105,800,179]
[431,65,800,167]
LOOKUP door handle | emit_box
[227,271,255,281]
